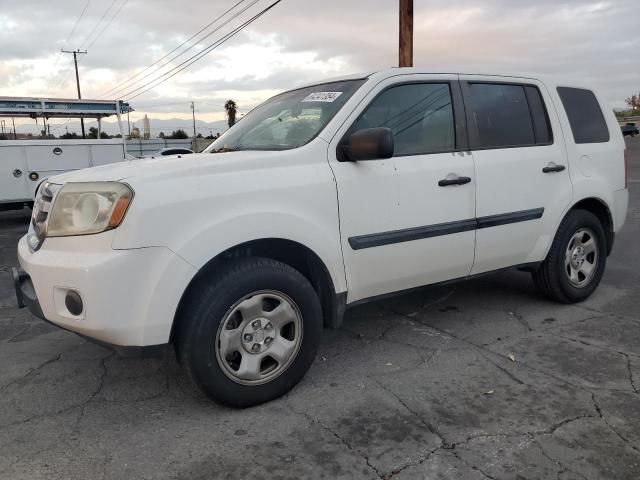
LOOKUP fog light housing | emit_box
[64,291,84,316]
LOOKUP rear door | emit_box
[459,76,573,274]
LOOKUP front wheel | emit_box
[533,209,607,303]
[176,257,322,408]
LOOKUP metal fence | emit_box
[125,138,214,157]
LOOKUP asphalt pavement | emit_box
[1,137,639,479]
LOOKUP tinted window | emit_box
[525,86,553,144]
[557,87,609,144]
[468,83,537,148]
[350,83,455,156]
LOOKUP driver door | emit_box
[328,74,477,302]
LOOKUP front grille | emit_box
[29,182,61,251]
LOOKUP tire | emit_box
[532,209,607,303]
[176,257,322,408]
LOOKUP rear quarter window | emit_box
[557,87,610,144]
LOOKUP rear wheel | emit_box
[533,209,607,303]
[176,257,322,408]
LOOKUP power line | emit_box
[102,0,258,99]
[101,0,247,98]
[63,0,92,48]
[50,0,91,83]
[85,0,129,50]
[122,0,282,101]
[78,0,118,50]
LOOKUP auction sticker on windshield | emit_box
[301,91,343,103]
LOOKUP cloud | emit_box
[0,0,638,132]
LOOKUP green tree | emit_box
[158,131,165,139]
[169,129,188,139]
[626,93,639,113]
[87,127,111,139]
[225,99,237,128]
[60,131,79,139]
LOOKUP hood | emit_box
[47,150,296,185]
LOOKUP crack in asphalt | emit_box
[532,439,589,480]
[372,369,601,479]
[390,305,640,396]
[285,401,386,480]
[0,341,86,392]
[547,330,640,360]
[623,354,639,394]
[450,449,498,480]
[591,393,640,455]
[74,352,114,433]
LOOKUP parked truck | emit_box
[0,97,131,210]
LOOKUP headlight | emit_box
[47,182,134,237]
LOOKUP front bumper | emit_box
[13,266,166,357]
[12,267,44,318]
[16,233,197,350]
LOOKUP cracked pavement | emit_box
[1,136,639,480]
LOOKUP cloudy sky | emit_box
[0,0,637,134]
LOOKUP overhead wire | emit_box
[103,0,262,99]
[100,0,247,98]
[78,0,118,50]
[85,0,129,50]
[122,0,282,101]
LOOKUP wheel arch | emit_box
[568,197,614,255]
[170,238,347,345]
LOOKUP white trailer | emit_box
[0,97,132,210]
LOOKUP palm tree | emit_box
[225,100,238,128]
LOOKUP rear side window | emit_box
[557,87,609,144]
[467,83,552,149]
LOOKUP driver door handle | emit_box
[542,162,566,173]
[438,174,472,187]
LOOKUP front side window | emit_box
[204,79,365,152]
[349,83,455,156]
[557,87,610,144]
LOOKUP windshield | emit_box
[205,79,365,152]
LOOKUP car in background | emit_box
[621,123,639,137]
[144,147,194,158]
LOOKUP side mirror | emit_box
[339,127,394,162]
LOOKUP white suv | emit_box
[14,69,628,407]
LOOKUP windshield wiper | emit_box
[211,145,243,153]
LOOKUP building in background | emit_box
[143,114,150,139]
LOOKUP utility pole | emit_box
[191,101,197,138]
[11,116,16,139]
[61,49,87,138]
[0,120,5,136]
[399,0,413,67]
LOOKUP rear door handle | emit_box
[542,163,566,173]
[438,174,472,187]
